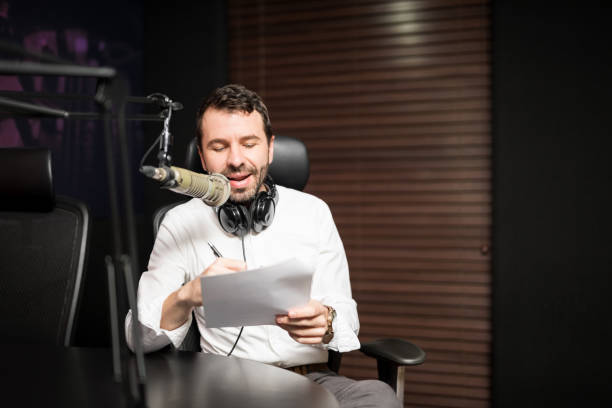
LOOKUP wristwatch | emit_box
[322,305,336,344]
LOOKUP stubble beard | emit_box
[227,162,270,204]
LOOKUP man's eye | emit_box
[212,146,225,152]
[244,143,256,148]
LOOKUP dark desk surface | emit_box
[1,345,339,408]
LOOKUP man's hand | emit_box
[275,299,329,344]
[161,257,245,330]
[178,257,246,307]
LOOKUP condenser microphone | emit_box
[140,165,230,207]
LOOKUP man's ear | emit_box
[268,135,275,165]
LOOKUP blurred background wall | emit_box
[226,1,492,406]
[1,1,610,407]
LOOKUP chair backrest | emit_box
[0,148,90,347]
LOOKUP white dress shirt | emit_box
[125,185,360,367]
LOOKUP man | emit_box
[126,84,400,408]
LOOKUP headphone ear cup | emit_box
[251,193,276,233]
[218,203,251,237]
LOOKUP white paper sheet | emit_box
[200,257,313,328]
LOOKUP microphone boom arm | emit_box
[146,93,183,167]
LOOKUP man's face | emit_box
[198,108,274,203]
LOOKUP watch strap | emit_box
[322,305,336,344]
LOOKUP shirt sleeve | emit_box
[310,201,361,353]
[124,212,194,353]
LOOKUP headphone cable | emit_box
[227,236,247,357]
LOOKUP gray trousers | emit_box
[305,370,402,408]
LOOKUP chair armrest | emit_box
[360,339,425,403]
[360,338,425,366]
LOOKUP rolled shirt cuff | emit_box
[126,294,194,352]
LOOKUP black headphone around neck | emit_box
[216,175,279,237]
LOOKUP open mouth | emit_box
[228,173,252,189]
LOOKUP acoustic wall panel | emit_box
[228,1,491,406]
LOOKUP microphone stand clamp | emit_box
[147,93,184,168]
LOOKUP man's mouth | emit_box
[228,173,252,189]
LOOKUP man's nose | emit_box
[227,145,245,168]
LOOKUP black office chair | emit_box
[153,136,425,403]
[0,148,90,347]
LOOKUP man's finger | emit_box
[202,258,246,277]
[290,335,324,345]
[288,298,327,319]
[287,305,320,319]
[206,267,237,276]
[216,257,246,271]
[278,325,326,338]
[276,315,325,327]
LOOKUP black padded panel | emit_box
[268,136,309,191]
[184,137,202,172]
[0,196,89,347]
[184,135,309,191]
[0,148,55,212]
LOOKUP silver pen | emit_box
[207,241,223,258]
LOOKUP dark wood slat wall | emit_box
[228,1,491,406]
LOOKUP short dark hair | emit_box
[196,84,273,145]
